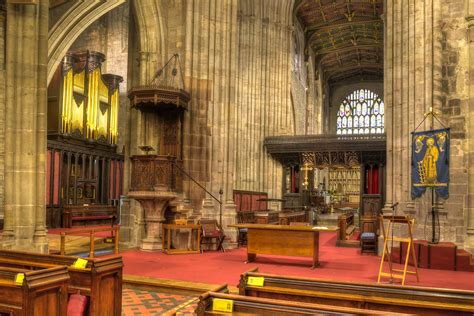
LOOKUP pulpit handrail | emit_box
[168,156,222,205]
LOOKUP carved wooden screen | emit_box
[336,89,384,135]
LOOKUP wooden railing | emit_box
[60,226,120,258]
[130,155,183,192]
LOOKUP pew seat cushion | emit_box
[204,230,222,237]
[67,294,88,316]
[361,232,376,240]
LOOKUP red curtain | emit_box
[109,160,115,200]
[53,152,60,204]
[366,165,379,194]
[46,150,51,205]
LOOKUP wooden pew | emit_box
[0,266,69,316]
[195,290,408,315]
[0,249,122,316]
[238,269,474,315]
[62,204,117,228]
[279,210,307,225]
[336,212,359,247]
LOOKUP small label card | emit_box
[15,273,25,285]
[212,298,233,313]
[312,226,328,230]
[247,276,265,287]
[72,258,88,269]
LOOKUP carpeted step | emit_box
[386,241,474,272]
[456,249,474,272]
[350,230,360,241]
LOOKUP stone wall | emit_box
[0,6,5,224]
[291,20,307,135]
[233,0,295,201]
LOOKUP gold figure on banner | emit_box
[422,137,439,184]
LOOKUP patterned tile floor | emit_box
[122,288,197,315]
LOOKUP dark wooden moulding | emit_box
[0,266,69,316]
[0,250,123,316]
[195,286,408,316]
[238,269,474,315]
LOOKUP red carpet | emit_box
[121,232,474,290]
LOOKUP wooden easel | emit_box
[378,215,419,285]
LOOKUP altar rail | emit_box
[60,226,120,258]
[130,155,183,192]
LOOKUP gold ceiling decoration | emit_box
[295,0,383,84]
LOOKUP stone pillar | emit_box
[385,0,470,243]
[465,0,474,251]
[234,1,294,197]
[1,1,49,252]
[0,5,6,228]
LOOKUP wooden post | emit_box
[114,227,119,255]
[60,233,65,255]
[89,232,94,258]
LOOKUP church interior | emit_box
[1,0,474,315]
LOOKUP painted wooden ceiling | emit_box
[295,0,383,84]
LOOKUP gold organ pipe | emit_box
[61,70,73,133]
[87,69,100,139]
[110,89,119,144]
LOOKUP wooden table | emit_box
[229,224,338,268]
[162,224,201,254]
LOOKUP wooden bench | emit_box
[195,289,408,315]
[0,249,122,316]
[254,210,279,224]
[62,204,118,228]
[238,269,474,315]
[279,210,307,225]
[0,266,69,316]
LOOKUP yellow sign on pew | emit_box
[72,258,88,269]
[15,273,24,285]
[212,298,233,313]
[247,276,264,287]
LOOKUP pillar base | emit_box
[201,198,216,219]
[140,238,162,251]
[128,190,177,253]
[222,201,238,249]
[464,229,474,253]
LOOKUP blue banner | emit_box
[411,128,449,199]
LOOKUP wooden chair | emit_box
[199,218,225,252]
[360,216,378,254]
[236,211,255,247]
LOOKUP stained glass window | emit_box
[336,89,385,135]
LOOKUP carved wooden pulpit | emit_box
[128,54,190,251]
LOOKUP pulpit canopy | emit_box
[128,54,190,113]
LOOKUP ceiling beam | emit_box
[315,44,382,58]
[325,63,383,77]
[307,18,382,35]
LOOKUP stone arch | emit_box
[48,0,126,84]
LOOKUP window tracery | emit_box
[336,89,384,135]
